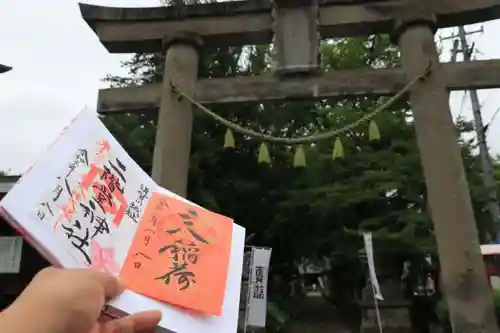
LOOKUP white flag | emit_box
[363,232,384,300]
[246,247,272,327]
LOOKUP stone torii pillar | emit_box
[152,32,203,197]
[393,3,498,333]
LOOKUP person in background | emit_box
[0,267,161,333]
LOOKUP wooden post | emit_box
[393,5,499,333]
[152,32,202,197]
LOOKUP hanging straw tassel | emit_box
[332,137,344,160]
[293,145,307,168]
[258,142,271,164]
[369,120,381,141]
[223,128,235,148]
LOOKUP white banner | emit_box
[363,232,383,300]
[0,236,23,273]
[246,247,272,328]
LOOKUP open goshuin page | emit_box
[0,108,245,333]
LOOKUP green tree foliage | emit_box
[102,1,494,321]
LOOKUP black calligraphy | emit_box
[133,252,152,269]
[66,149,89,178]
[155,240,200,290]
[125,184,150,223]
[59,199,111,264]
[62,222,91,264]
[80,201,111,239]
[83,157,129,227]
[36,148,90,223]
[252,266,266,300]
[100,158,127,194]
[131,215,156,268]
[167,209,209,245]
[154,204,210,291]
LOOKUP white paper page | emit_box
[0,108,246,333]
[1,109,154,270]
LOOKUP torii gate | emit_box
[79,1,500,332]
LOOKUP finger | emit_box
[86,270,124,299]
[98,313,116,324]
[101,311,162,333]
[67,268,124,299]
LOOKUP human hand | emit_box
[0,267,161,333]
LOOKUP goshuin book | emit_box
[0,109,245,333]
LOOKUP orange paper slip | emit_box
[120,192,234,316]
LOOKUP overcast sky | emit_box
[0,0,500,174]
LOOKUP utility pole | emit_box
[447,26,500,240]
[450,39,459,63]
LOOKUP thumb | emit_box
[83,270,123,299]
